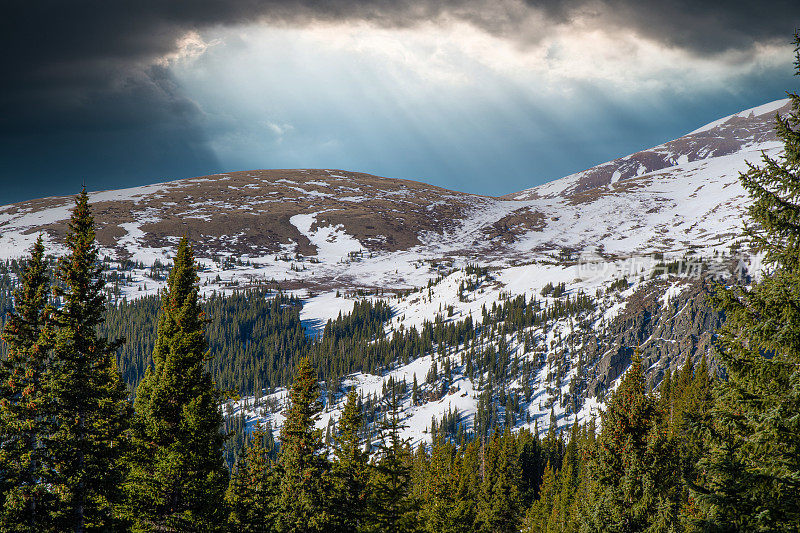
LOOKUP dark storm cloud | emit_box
[595,0,800,56]
[1,0,797,202]
[5,0,797,113]
[4,0,797,124]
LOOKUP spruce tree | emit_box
[277,357,333,532]
[678,355,713,526]
[0,236,55,531]
[516,427,543,509]
[369,387,416,533]
[419,436,473,533]
[226,423,278,533]
[440,440,480,533]
[582,351,680,532]
[550,421,582,533]
[46,189,131,532]
[694,31,800,531]
[523,462,557,533]
[331,389,368,532]
[475,429,521,533]
[124,236,228,531]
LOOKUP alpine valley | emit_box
[0,98,791,449]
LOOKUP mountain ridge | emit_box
[0,98,789,442]
[0,99,790,276]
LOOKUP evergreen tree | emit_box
[658,368,673,431]
[552,421,582,533]
[516,427,544,509]
[369,387,416,533]
[475,429,522,533]
[46,189,131,532]
[523,421,589,533]
[0,236,55,531]
[694,32,800,531]
[582,351,680,532]
[677,355,713,527]
[277,357,333,532]
[226,423,278,533]
[331,389,369,532]
[124,236,228,531]
[523,462,557,533]
[419,436,473,533]
[449,439,481,532]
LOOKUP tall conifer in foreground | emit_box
[277,357,333,532]
[475,428,522,533]
[419,435,470,533]
[0,236,55,531]
[124,236,228,531]
[369,387,416,533]
[582,351,680,532]
[226,422,278,533]
[331,389,368,532]
[47,189,131,532]
[695,32,800,531]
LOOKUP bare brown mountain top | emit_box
[1,169,497,259]
[0,100,789,266]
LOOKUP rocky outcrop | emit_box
[588,279,723,398]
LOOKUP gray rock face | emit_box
[588,279,723,399]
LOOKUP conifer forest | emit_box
[0,31,799,533]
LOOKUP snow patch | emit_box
[290,213,364,260]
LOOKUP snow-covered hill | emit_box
[0,98,790,444]
[510,99,789,200]
[1,100,789,280]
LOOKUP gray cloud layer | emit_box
[1,1,798,202]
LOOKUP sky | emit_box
[1,1,799,204]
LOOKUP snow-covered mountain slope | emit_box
[0,98,790,443]
[230,264,724,447]
[502,99,791,256]
[510,99,790,200]
[0,169,490,263]
[0,99,790,285]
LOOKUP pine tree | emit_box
[475,429,522,533]
[226,422,278,533]
[524,422,586,533]
[582,351,680,532]
[693,32,800,531]
[277,357,333,532]
[523,462,557,533]
[46,189,131,531]
[419,435,474,533]
[124,236,228,531]
[552,421,582,533]
[0,236,55,531]
[331,389,368,532]
[369,387,416,533]
[658,367,673,432]
[678,355,713,526]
